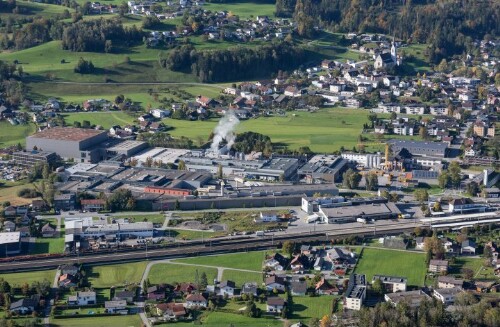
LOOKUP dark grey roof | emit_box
[412,170,439,180]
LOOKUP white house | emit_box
[68,291,96,306]
[372,275,407,293]
[433,287,462,305]
[267,297,285,313]
[217,281,236,297]
[105,300,127,313]
[185,294,207,308]
[151,109,170,119]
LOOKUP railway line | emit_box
[0,223,416,273]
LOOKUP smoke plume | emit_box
[210,111,240,152]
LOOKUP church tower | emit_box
[391,39,397,65]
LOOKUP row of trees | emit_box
[160,42,305,82]
[232,132,273,155]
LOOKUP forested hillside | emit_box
[278,0,499,63]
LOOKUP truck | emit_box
[255,231,265,237]
[357,218,367,224]
[306,215,320,223]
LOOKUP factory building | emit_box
[298,156,349,183]
[318,202,400,224]
[388,140,448,158]
[12,150,57,167]
[0,232,21,255]
[26,127,108,163]
[341,153,381,168]
[106,140,148,158]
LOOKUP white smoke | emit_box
[210,111,240,153]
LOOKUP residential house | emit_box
[429,259,448,273]
[415,237,426,250]
[264,253,288,271]
[58,274,78,288]
[41,223,57,238]
[138,113,154,122]
[147,285,166,300]
[3,206,17,217]
[10,297,38,314]
[461,239,476,255]
[151,109,170,119]
[290,280,307,296]
[31,199,47,212]
[196,96,215,107]
[68,291,96,306]
[185,293,207,308]
[113,290,135,303]
[241,282,258,296]
[105,300,127,313]
[218,280,236,297]
[290,254,310,274]
[433,288,462,305]
[156,302,186,321]
[284,86,301,97]
[372,275,407,293]
[3,221,16,232]
[54,193,76,211]
[437,276,463,289]
[175,283,197,294]
[315,278,339,295]
[266,297,285,313]
[265,275,286,292]
[60,264,80,276]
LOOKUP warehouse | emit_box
[389,140,448,158]
[26,127,108,163]
[107,140,148,157]
[0,232,21,255]
[318,202,400,224]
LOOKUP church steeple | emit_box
[391,38,397,64]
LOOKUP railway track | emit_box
[0,225,416,273]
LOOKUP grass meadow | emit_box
[0,270,55,286]
[86,262,148,288]
[354,248,427,286]
[0,121,36,147]
[51,315,142,327]
[147,264,218,285]
[172,250,265,271]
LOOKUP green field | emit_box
[0,121,36,147]
[203,0,276,19]
[166,229,226,240]
[201,311,282,326]
[87,262,148,288]
[147,263,218,285]
[354,248,427,286]
[221,270,263,286]
[51,315,142,327]
[166,108,376,152]
[32,237,65,255]
[291,296,334,321]
[0,270,55,286]
[61,112,137,129]
[173,251,265,271]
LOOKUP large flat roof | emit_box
[0,232,20,245]
[28,127,106,142]
[321,203,400,219]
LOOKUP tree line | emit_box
[2,17,144,52]
[160,42,305,82]
[276,0,499,63]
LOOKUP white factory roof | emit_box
[0,232,21,245]
[132,147,190,165]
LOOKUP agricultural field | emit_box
[0,121,36,147]
[147,263,218,285]
[354,248,427,286]
[0,270,55,286]
[86,262,148,288]
[173,250,266,271]
[51,315,142,327]
[290,296,335,321]
[61,112,137,129]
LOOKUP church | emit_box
[374,41,401,69]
